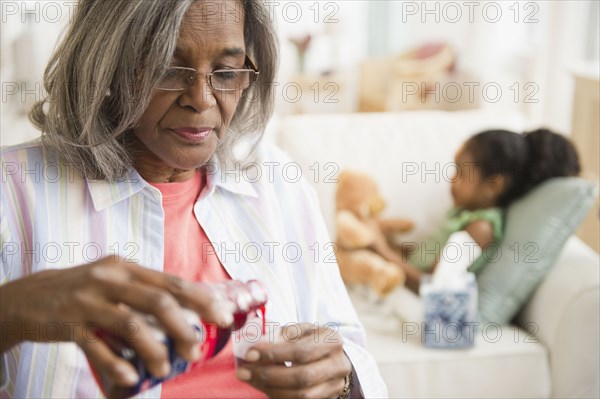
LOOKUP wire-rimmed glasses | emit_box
[156,55,259,92]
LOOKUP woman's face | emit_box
[132,1,245,182]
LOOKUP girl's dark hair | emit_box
[464,128,581,207]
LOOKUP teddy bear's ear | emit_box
[337,170,368,191]
[335,170,351,201]
[337,170,352,184]
[336,169,381,215]
[336,170,358,210]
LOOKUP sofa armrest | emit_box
[516,236,600,398]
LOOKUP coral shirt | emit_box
[149,171,265,399]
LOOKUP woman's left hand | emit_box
[236,323,352,398]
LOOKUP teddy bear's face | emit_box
[368,193,385,216]
[336,171,386,218]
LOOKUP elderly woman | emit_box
[0,0,387,398]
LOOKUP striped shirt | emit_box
[0,140,388,398]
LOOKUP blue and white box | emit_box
[419,231,480,348]
[421,273,478,348]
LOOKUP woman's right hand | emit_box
[0,256,235,387]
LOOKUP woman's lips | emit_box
[169,127,213,142]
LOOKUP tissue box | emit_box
[420,273,478,348]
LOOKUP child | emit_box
[390,128,581,293]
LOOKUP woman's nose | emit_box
[178,77,217,112]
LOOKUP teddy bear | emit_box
[334,170,414,296]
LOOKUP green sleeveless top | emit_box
[408,207,504,274]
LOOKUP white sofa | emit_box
[270,110,600,398]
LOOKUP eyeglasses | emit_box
[156,55,260,92]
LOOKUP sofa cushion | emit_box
[354,288,551,398]
[477,177,598,324]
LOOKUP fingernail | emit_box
[236,368,251,381]
[190,343,200,361]
[215,300,235,325]
[115,363,139,385]
[221,311,234,326]
[245,349,260,362]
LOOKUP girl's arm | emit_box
[463,219,495,250]
[386,219,495,294]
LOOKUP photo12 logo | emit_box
[264,1,340,24]
[1,1,78,24]
[399,1,540,24]
[400,81,540,105]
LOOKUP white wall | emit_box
[1,1,72,145]
[370,0,597,134]
[1,0,597,146]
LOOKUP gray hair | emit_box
[29,0,279,182]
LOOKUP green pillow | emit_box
[476,177,598,325]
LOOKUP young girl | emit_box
[388,128,581,292]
